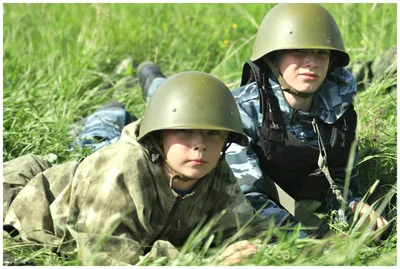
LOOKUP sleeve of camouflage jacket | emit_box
[3,156,79,247]
[224,84,264,192]
[3,154,52,220]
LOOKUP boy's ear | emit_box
[150,131,162,144]
[224,133,233,147]
[147,132,164,152]
[219,136,233,160]
[329,53,338,70]
[265,50,283,67]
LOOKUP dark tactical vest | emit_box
[240,60,358,204]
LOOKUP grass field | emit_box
[2,3,397,266]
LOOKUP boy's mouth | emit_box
[299,72,319,80]
[189,159,208,165]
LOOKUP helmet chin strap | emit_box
[220,141,232,161]
[152,141,197,184]
[165,159,195,183]
[264,58,314,98]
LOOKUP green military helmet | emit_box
[251,3,349,67]
[137,71,248,146]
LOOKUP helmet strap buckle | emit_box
[264,57,314,98]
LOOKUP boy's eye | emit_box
[176,129,192,134]
[208,130,220,136]
[288,49,305,54]
[317,50,330,55]
[289,49,330,56]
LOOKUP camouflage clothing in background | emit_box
[71,102,132,152]
[3,120,271,265]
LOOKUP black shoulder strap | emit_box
[241,60,286,143]
[265,87,286,142]
[240,60,263,87]
[330,104,357,149]
[240,60,267,117]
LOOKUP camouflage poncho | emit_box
[3,120,269,265]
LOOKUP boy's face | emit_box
[278,49,330,93]
[161,129,229,179]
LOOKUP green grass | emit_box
[3,3,397,266]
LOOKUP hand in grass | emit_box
[217,240,259,265]
[351,201,389,243]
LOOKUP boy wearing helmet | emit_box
[236,2,387,231]
[230,3,387,236]
[3,72,269,265]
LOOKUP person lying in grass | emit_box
[224,3,389,237]
[228,2,389,237]
[3,71,273,265]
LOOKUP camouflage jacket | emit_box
[226,67,361,205]
[3,120,269,265]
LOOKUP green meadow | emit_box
[3,3,397,266]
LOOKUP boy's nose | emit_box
[304,50,319,67]
[194,145,206,151]
[193,132,207,152]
